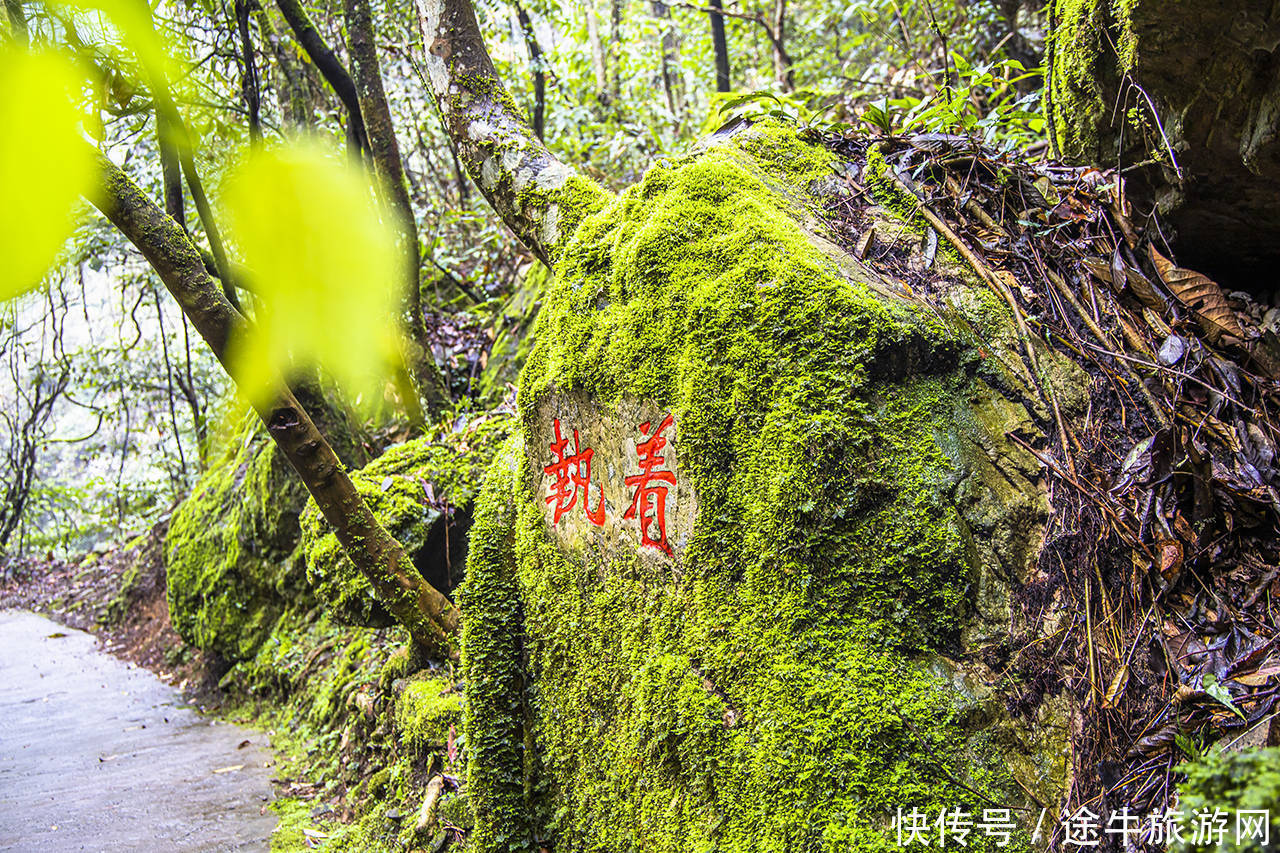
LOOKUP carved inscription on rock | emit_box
[530,396,696,564]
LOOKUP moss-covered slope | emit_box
[461,122,1072,852]
[165,409,317,660]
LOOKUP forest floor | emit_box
[0,522,227,705]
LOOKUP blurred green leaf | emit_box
[0,48,97,301]
[220,139,404,406]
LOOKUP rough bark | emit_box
[92,152,460,655]
[414,0,610,266]
[344,0,449,418]
[1049,0,1280,284]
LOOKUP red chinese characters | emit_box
[543,412,679,557]
[543,418,606,525]
[624,414,676,556]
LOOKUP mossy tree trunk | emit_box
[1049,0,1280,284]
[413,0,611,267]
[91,151,461,657]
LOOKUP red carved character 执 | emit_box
[624,413,677,556]
[543,418,605,526]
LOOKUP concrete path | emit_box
[0,610,277,852]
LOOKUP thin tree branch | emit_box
[234,0,263,144]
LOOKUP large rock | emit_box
[300,411,512,627]
[461,122,1079,851]
[165,389,361,660]
[165,409,316,660]
[1048,0,1280,285]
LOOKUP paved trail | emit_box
[0,610,277,852]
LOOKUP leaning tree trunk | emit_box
[1048,0,1280,284]
[414,0,610,267]
[92,152,461,656]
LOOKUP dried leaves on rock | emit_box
[814,127,1280,838]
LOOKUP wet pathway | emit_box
[0,611,277,852]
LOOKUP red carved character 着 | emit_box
[624,413,677,556]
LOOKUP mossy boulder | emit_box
[460,122,1081,852]
[165,390,362,661]
[395,674,462,751]
[165,410,316,660]
[1048,0,1280,282]
[299,411,513,626]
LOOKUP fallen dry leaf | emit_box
[1102,663,1130,709]
[1149,245,1245,346]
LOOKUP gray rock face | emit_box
[527,394,698,569]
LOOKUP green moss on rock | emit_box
[395,675,462,751]
[165,409,315,660]
[300,411,513,626]
[1173,746,1280,853]
[461,121,1066,851]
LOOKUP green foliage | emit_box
[0,48,96,300]
[220,141,405,407]
[1173,746,1280,853]
[860,56,1044,149]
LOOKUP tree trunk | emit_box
[274,0,370,156]
[708,0,729,93]
[650,0,683,120]
[233,0,262,144]
[771,0,792,91]
[1048,0,1280,286]
[414,0,611,267]
[585,0,609,103]
[344,0,449,420]
[92,152,460,656]
[512,0,547,140]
